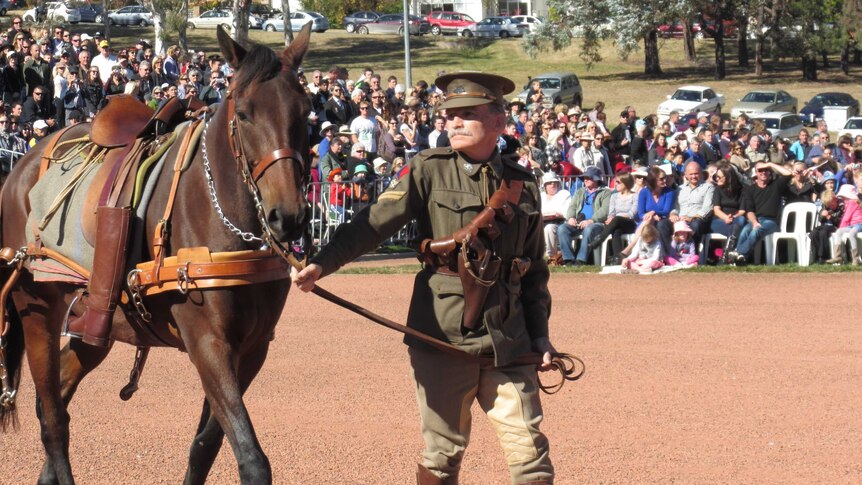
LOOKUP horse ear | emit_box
[217,25,247,68]
[282,22,311,71]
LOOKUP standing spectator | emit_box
[21,85,54,127]
[82,66,104,119]
[610,110,631,159]
[91,40,118,84]
[427,116,448,149]
[629,122,649,166]
[349,101,379,161]
[0,114,26,183]
[77,49,91,73]
[557,166,612,265]
[104,66,126,96]
[23,43,51,97]
[198,70,226,105]
[163,45,180,83]
[319,137,344,182]
[728,161,792,265]
[324,84,350,126]
[2,54,22,103]
[130,60,155,102]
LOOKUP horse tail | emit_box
[0,294,24,432]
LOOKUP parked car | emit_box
[464,16,526,38]
[838,117,862,140]
[751,112,805,140]
[249,3,278,19]
[730,90,797,118]
[73,2,104,23]
[799,92,861,126]
[262,11,329,33]
[355,14,428,35]
[107,4,152,26]
[508,15,544,33]
[656,85,724,123]
[25,2,81,23]
[657,22,697,38]
[188,9,263,30]
[515,72,583,107]
[342,10,380,33]
[426,10,475,36]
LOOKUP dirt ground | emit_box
[3,270,862,484]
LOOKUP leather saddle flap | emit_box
[90,95,154,148]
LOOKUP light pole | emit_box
[401,0,412,87]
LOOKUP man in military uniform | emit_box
[293,72,556,484]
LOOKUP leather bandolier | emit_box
[418,177,525,330]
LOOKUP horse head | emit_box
[216,24,312,243]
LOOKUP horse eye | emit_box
[236,111,250,122]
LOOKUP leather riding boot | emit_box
[852,248,861,266]
[68,206,132,347]
[416,464,458,485]
[826,243,844,264]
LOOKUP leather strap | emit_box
[38,124,83,180]
[251,147,300,181]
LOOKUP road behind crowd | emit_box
[2,272,860,484]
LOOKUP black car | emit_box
[799,92,860,125]
[74,2,104,23]
[342,10,380,33]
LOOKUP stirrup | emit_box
[61,294,83,339]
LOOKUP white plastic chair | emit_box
[700,233,728,262]
[768,202,818,266]
[598,233,634,267]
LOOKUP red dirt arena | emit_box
[2,269,861,484]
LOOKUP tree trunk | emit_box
[683,19,696,62]
[714,22,726,79]
[281,0,293,45]
[821,51,829,68]
[644,30,662,76]
[802,52,818,80]
[232,0,250,43]
[842,43,850,75]
[855,48,861,64]
[178,0,189,53]
[737,16,749,67]
[754,1,764,76]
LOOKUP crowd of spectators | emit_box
[0,16,234,182]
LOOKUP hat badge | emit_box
[453,85,466,94]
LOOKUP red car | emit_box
[426,11,476,36]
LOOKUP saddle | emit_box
[90,95,206,149]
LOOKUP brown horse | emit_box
[0,25,311,484]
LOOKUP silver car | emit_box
[465,16,526,38]
[752,112,805,140]
[263,11,329,33]
[515,72,583,107]
[107,5,151,26]
[356,14,428,35]
[188,9,263,30]
[731,90,798,118]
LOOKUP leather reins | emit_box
[204,92,583,394]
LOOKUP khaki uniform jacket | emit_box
[311,147,551,366]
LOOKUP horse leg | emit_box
[16,293,75,485]
[183,335,273,484]
[35,340,112,484]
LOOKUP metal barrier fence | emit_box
[1,147,27,171]
[304,172,608,251]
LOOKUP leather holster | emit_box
[457,235,500,330]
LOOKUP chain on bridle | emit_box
[202,90,310,268]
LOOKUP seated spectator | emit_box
[745,136,768,165]
[729,142,751,181]
[684,139,705,169]
[810,185,842,264]
[629,122,648,166]
[319,137,344,182]
[327,167,350,216]
[785,161,817,203]
[835,135,856,166]
[21,86,54,126]
[789,129,812,162]
[709,162,747,261]
[557,167,612,266]
[29,119,49,147]
[638,165,677,229]
[647,132,668,166]
[621,223,664,274]
[664,161,714,252]
[347,142,370,176]
[665,220,699,266]
[827,184,862,265]
[589,171,639,265]
[540,172,571,262]
[727,161,792,265]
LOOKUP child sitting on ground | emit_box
[622,223,664,274]
[827,184,862,265]
[665,220,699,266]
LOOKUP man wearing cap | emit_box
[610,110,631,159]
[294,72,557,484]
[728,160,792,265]
[557,166,612,265]
[91,40,118,84]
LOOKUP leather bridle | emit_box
[222,90,310,267]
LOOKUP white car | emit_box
[508,15,543,33]
[24,2,81,23]
[188,9,263,30]
[838,117,862,140]
[657,85,724,124]
[751,112,805,141]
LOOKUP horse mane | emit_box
[232,43,285,93]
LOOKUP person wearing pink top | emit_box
[827,184,862,265]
